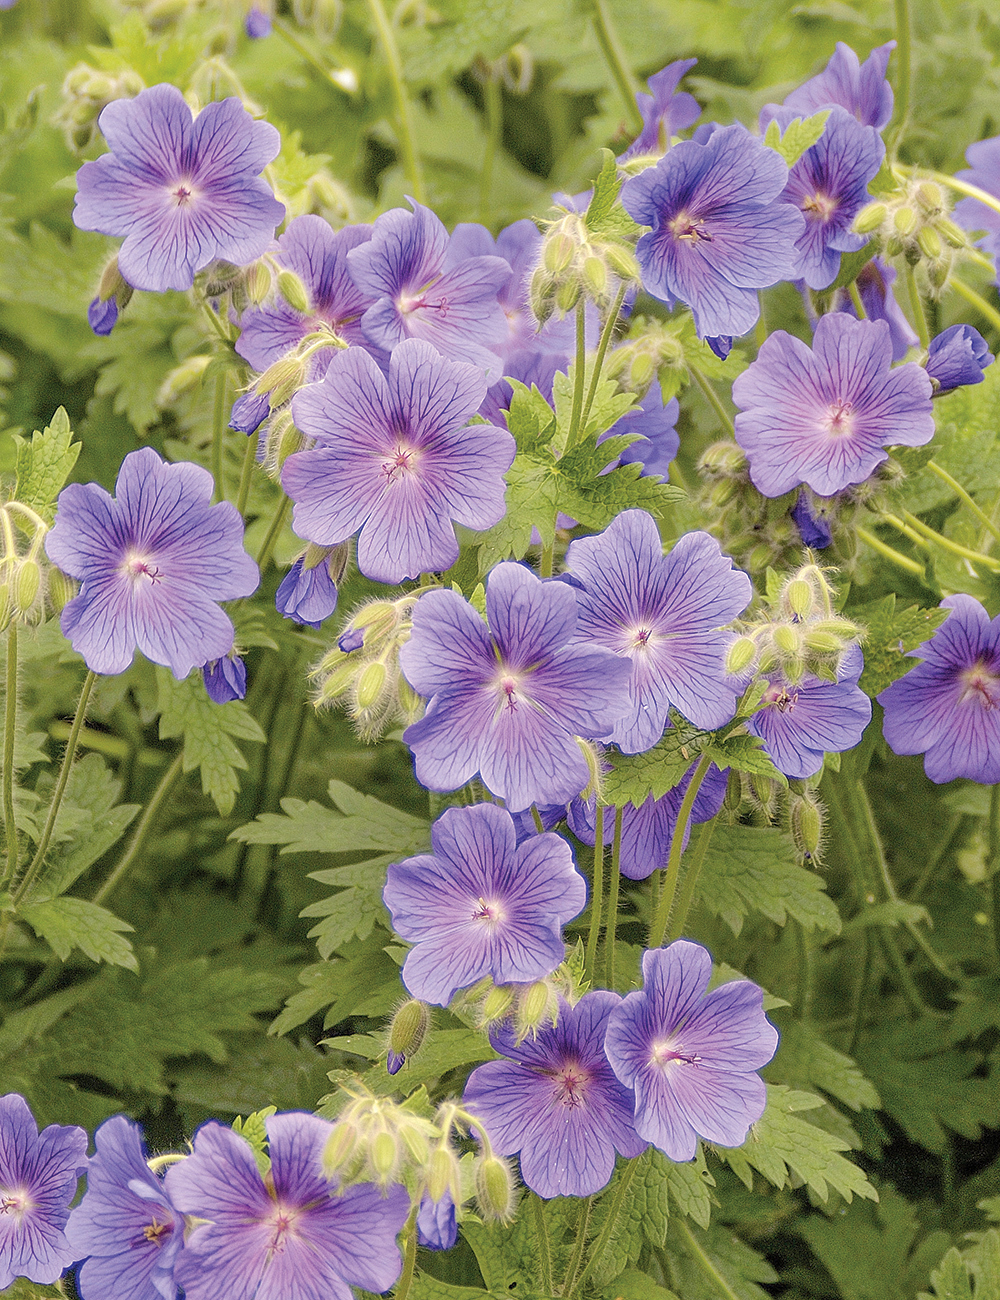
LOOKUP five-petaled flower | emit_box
[73,83,284,293]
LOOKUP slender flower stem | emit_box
[14,670,97,906]
[604,805,623,991]
[365,0,425,204]
[212,371,228,503]
[990,784,1000,965]
[856,524,925,576]
[565,302,588,448]
[847,280,868,319]
[256,496,291,573]
[93,751,185,905]
[648,754,711,949]
[531,1193,553,1296]
[272,16,357,91]
[795,921,816,1020]
[393,1210,418,1300]
[591,0,642,132]
[1,622,17,887]
[900,509,1000,571]
[236,436,258,518]
[582,282,629,431]
[848,928,872,1057]
[689,367,736,437]
[950,277,1000,335]
[904,263,930,349]
[666,815,717,942]
[891,0,913,154]
[561,1197,593,1300]
[926,459,1000,544]
[673,1217,741,1300]
[201,303,233,344]
[880,511,932,552]
[585,802,605,982]
[568,1162,637,1299]
[538,544,554,579]
[479,74,502,227]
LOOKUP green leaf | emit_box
[902,360,1000,516]
[19,896,137,969]
[271,932,403,1035]
[588,1150,673,1287]
[157,667,266,815]
[666,1150,715,1229]
[695,824,842,936]
[504,379,557,453]
[921,1248,975,1300]
[477,449,563,567]
[411,1278,491,1300]
[13,406,80,525]
[602,1267,680,1300]
[603,718,708,807]
[232,779,428,856]
[553,368,637,445]
[325,1026,498,1083]
[762,110,830,165]
[841,899,932,934]
[850,594,951,695]
[585,149,642,242]
[768,1017,880,1111]
[714,1084,877,1203]
[662,1219,778,1300]
[231,1106,277,1175]
[702,731,788,786]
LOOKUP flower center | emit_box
[496,672,523,713]
[552,1060,590,1108]
[170,181,195,207]
[631,626,654,652]
[142,1215,173,1248]
[266,1207,297,1258]
[380,445,416,483]
[472,896,506,926]
[822,399,855,437]
[669,210,712,243]
[763,682,797,712]
[120,551,162,585]
[649,1039,700,1070]
[802,191,838,222]
[0,1189,29,1217]
[958,661,1000,709]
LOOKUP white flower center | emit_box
[120,550,162,585]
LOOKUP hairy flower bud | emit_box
[474,1154,515,1222]
[555,278,581,315]
[516,981,555,1041]
[783,578,814,618]
[277,268,311,314]
[322,1121,358,1177]
[388,998,429,1068]
[371,1130,399,1182]
[47,567,77,614]
[725,636,757,676]
[427,1145,461,1203]
[914,181,943,215]
[246,260,273,305]
[14,560,40,615]
[917,226,943,260]
[355,660,387,710]
[893,206,917,236]
[936,216,968,250]
[544,232,575,276]
[603,242,641,283]
[772,623,801,656]
[582,254,608,299]
[853,202,887,234]
[481,984,516,1026]
[788,791,825,862]
[157,355,211,408]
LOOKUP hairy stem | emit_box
[950,277,1000,335]
[531,1194,553,1296]
[847,280,868,318]
[393,1210,419,1300]
[561,1197,593,1299]
[900,509,1000,571]
[990,784,1000,965]
[565,301,588,448]
[365,0,425,203]
[591,0,642,132]
[904,262,930,349]
[648,754,711,948]
[673,1218,741,1300]
[1,622,17,888]
[605,805,623,990]
[582,281,629,430]
[569,1161,638,1298]
[212,370,228,503]
[93,751,185,905]
[479,74,502,226]
[666,816,717,942]
[256,496,291,573]
[586,802,605,983]
[690,367,736,437]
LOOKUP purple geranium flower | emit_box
[245,4,271,37]
[73,84,284,293]
[746,644,872,779]
[275,549,342,628]
[400,562,633,811]
[764,41,896,131]
[732,313,934,497]
[479,347,565,428]
[770,105,885,290]
[283,339,514,583]
[66,1115,181,1300]
[88,296,118,336]
[384,803,586,1006]
[463,992,647,1198]
[564,510,752,751]
[954,136,1000,259]
[620,59,701,160]
[235,216,375,379]
[0,1093,87,1290]
[46,449,259,678]
[878,594,1000,784]
[347,202,512,381]
[621,123,804,339]
[164,1113,410,1300]
[417,1192,457,1251]
[202,654,247,703]
[790,490,834,548]
[604,941,778,1161]
[229,389,271,435]
[926,323,994,392]
[832,258,917,361]
[605,388,680,479]
[567,761,728,880]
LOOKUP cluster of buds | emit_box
[0,501,64,632]
[56,64,144,152]
[455,943,588,1044]
[724,768,827,862]
[604,314,688,396]
[321,1084,515,1222]
[854,178,970,294]
[312,594,424,741]
[530,210,640,322]
[726,561,864,688]
[698,442,803,573]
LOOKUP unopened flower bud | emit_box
[277,268,311,314]
[789,792,825,862]
[582,254,608,299]
[917,226,943,260]
[47,567,77,614]
[884,234,904,257]
[14,561,40,614]
[544,232,575,275]
[371,1130,399,1181]
[246,261,273,304]
[388,998,429,1068]
[475,1154,515,1222]
[784,578,814,618]
[529,268,556,325]
[481,984,515,1025]
[397,675,423,725]
[603,243,641,282]
[555,278,581,315]
[699,441,747,477]
[914,181,942,215]
[773,624,801,656]
[853,202,887,234]
[157,354,211,407]
[316,656,360,703]
[322,1121,358,1176]
[629,352,655,390]
[927,257,951,291]
[259,357,306,408]
[802,628,845,653]
[356,661,387,710]
[893,206,917,236]
[0,585,13,634]
[428,1145,461,1202]
[936,217,968,249]
[516,981,553,1039]
[725,637,757,676]
[399,1123,431,1165]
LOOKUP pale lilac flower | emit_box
[564,510,752,751]
[763,41,896,131]
[0,1093,88,1290]
[604,941,778,1161]
[879,594,1000,784]
[620,60,701,160]
[746,645,872,779]
[283,339,514,583]
[621,123,804,339]
[770,105,885,290]
[384,803,586,1006]
[73,84,284,293]
[66,1115,181,1300]
[164,1113,410,1300]
[46,449,259,678]
[229,389,271,435]
[463,992,647,1198]
[400,562,633,811]
[275,547,345,628]
[732,312,934,497]
[926,324,994,392]
[202,654,247,704]
[954,136,1000,259]
[347,202,512,381]
[605,389,680,479]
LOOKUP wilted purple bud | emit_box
[926,323,994,392]
[417,1192,458,1250]
[87,295,118,336]
[230,389,271,435]
[339,627,365,653]
[203,655,247,703]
